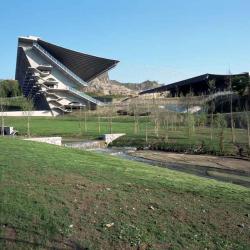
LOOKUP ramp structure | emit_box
[15,36,119,116]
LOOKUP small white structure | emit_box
[182,106,202,114]
[103,133,125,145]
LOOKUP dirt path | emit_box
[127,150,250,187]
[131,151,250,174]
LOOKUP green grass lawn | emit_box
[4,115,249,156]
[1,138,250,249]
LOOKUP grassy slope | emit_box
[4,116,249,155]
[1,138,250,249]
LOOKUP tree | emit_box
[84,106,87,132]
[151,104,160,137]
[215,113,227,153]
[0,80,21,97]
[145,101,150,143]
[232,75,250,147]
[0,80,22,136]
[196,112,207,128]
[21,98,34,137]
[208,79,216,140]
[226,72,236,143]
[0,89,7,136]
[108,104,113,134]
[186,112,195,137]
[78,104,85,135]
[96,105,101,134]
[181,92,195,137]
[98,114,101,134]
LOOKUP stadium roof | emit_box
[36,39,119,82]
[139,73,249,95]
[16,36,119,83]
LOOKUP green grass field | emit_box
[1,138,250,249]
[4,115,249,156]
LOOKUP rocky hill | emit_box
[111,80,161,92]
[84,73,161,96]
[84,73,134,96]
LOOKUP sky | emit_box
[0,0,250,84]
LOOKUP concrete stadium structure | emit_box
[140,73,250,97]
[138,72,250,114]
[15,36,119,116]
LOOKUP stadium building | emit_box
[15,36,119,116]
[140,73,249,97]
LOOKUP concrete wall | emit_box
[65,140,106,149]
[103,133,125,145]
[24,137,62,145]
[0,111,53,117]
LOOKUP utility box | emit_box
[4,127,14,135]
[1,127,17,135]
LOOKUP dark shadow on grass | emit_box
[0,223,88,250]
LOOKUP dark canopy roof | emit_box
[139,73,249,96]
[37,39,119,82]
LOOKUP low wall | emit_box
[24,137,62,145]
[65,140,106,150]
[0,111,53,117]
[103,133,126,145]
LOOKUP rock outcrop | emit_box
[83,73,161,97]
[84,73,135,96]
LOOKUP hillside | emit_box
[83,73,161,96]
[84,73,135,96]
[111,79,161,92]
[1,137,250,249]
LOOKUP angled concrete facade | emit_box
[15,36,119,116]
